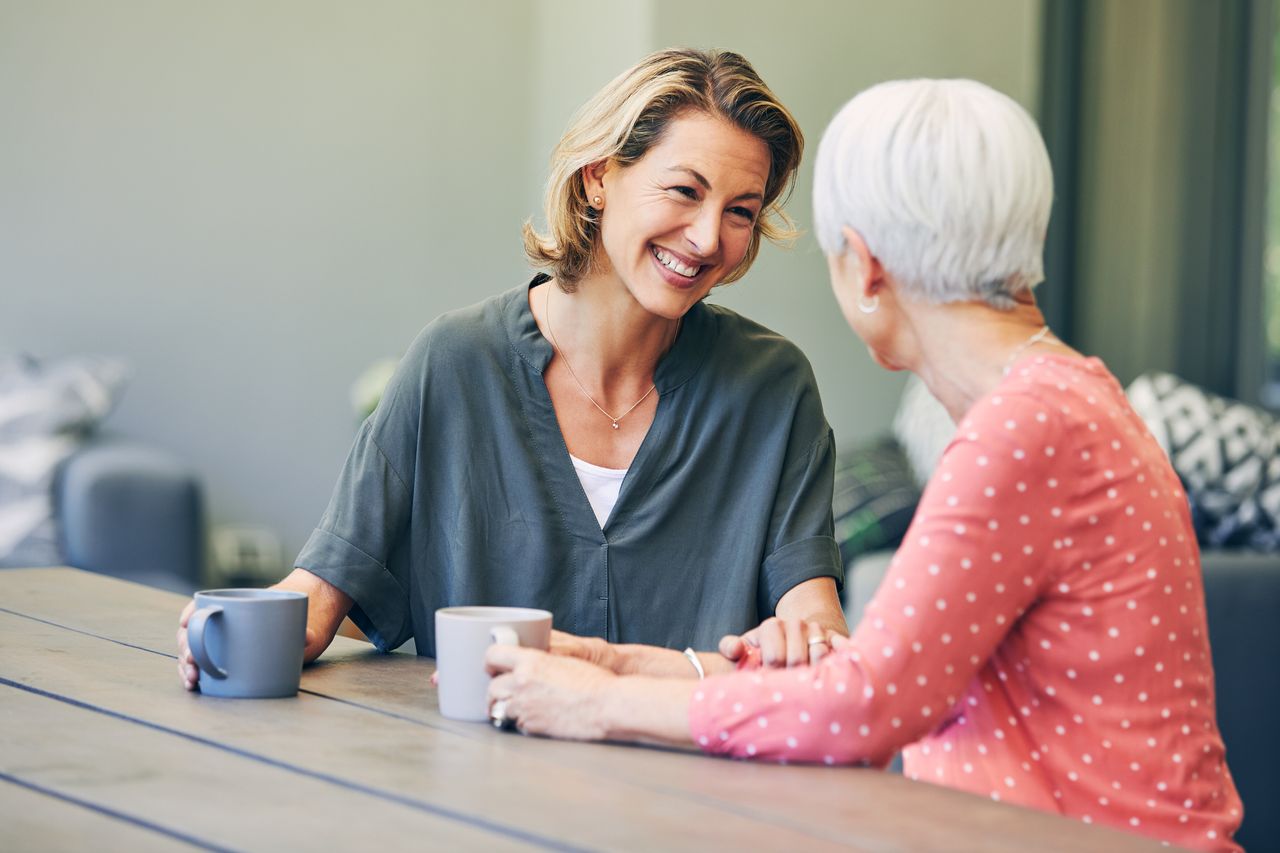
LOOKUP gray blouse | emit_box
[296,277,842,656]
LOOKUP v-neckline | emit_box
[503,275,715,541]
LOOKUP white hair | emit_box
[813,79,1053,309]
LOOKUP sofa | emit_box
[0,354,204,593]
[54,434,204,593]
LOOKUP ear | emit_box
[838,226,884,298]
[581,160,608,202]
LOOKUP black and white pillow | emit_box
[1127,372,1280,549]
[0,354,129,566]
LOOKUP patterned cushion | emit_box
[0,355,129,566]
[833,436,921,570]
[1127,372,1280,549]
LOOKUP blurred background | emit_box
[1,0,1272,583]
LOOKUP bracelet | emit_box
[682,647,706,680]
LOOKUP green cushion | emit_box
[833,436,920,570]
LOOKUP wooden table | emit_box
[0,568,1168,852]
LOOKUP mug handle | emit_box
[187,605,228,680]
[490,625,521,647]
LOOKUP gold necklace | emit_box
[1002,325,1063,375]
[544,285,677,430]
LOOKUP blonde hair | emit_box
[523,48,803,290]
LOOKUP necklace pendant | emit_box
[611,421,620,430]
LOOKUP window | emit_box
[1264,4,1280,397]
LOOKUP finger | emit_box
[179,660,198,690]
[430,671,439,687]
[830,633,854,650]
[487,673,515,704]
[806,620,830,665]
[179,600,195,628]
[302,627,324,662]
[757,618,786,667]
[484,643,535,675]
[548,631,585,659]
[784,618,807,668]
[718,634,745,660]
[176,630,193,665]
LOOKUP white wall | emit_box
[0,1,1041,575]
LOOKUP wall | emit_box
[1,1,538,573]
[0,0,1042,575]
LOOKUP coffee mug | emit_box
[434,606,552,722]
[187,588,308,698]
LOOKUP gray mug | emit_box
[435,606,552,721]
[187,589,308,698]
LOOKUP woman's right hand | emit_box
[176,568,352,691]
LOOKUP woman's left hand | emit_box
[485,644,617,740]
[720,617,837,668]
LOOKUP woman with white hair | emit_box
[487,78,1243,851]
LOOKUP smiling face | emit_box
[587,111,771,319]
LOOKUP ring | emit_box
[807,636,828,646]
[490,699,517,731]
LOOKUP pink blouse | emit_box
[690,355,1242,851]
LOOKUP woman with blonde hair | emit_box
[177,48,847,682]
[486,78,1243,851]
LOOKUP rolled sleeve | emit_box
[295,527,410,651]
[294,405,417,651]
[760,428,843,614]
[760,535,842,614]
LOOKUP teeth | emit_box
[652,246,700,278]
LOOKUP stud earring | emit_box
[857,294,880,314]
[592,195,602,207]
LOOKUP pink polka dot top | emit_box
[689,355,1243,851]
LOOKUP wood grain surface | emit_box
[0,568,1173,852]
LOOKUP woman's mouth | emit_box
[651,245,706,282]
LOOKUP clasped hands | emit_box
[483,618,846,740]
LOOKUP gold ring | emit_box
[807,636,828,646]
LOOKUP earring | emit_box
[592,195,602,207]
[857,294,880,314]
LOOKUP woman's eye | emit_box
[671,186,698,199]
[729,207,757,222]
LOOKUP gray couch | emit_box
[844,549,1280,851]
[54,434,203,593]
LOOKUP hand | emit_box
[176,598,199,690]
[430,630,612,688]
[177,598,322,691]
[718,617,835,669]
[177,569,342,691]
[548,630,620,671]
[485,645,617,741]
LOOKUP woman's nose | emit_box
[685,208,720,259]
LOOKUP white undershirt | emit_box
[569,453,628,528]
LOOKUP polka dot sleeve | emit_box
[689,389,1067,765]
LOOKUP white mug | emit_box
[434,606,552,722]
